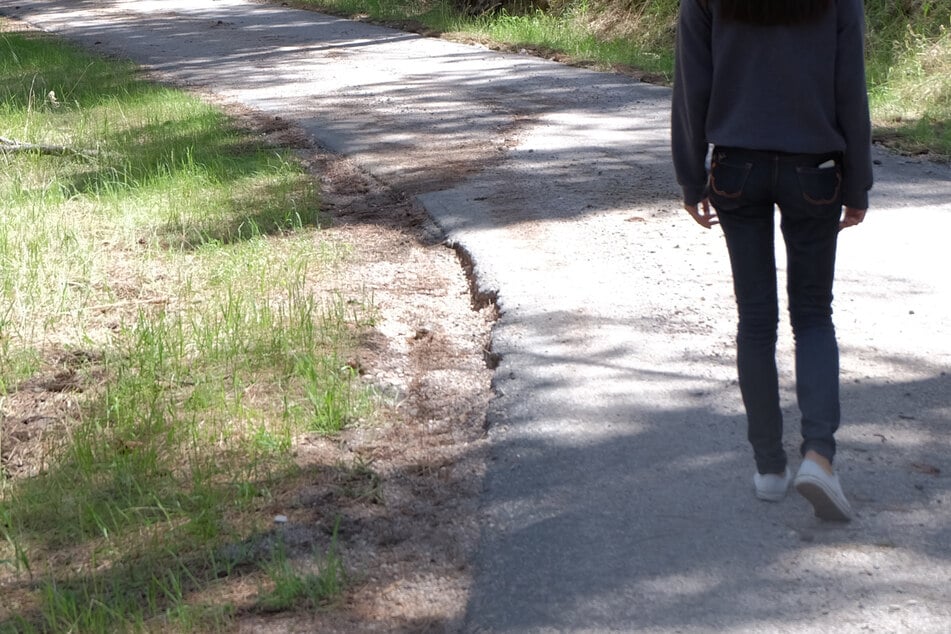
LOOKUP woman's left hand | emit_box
[685,198,718,229]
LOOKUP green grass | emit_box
[456,8,674,76]
[864,2,951,155]
[290,0,951,158]
[258,520,345,612]
[0,26,379,632]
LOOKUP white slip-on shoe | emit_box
[753,467,792,502]
[794,459,853,522]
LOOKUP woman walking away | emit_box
[671,0,873,521]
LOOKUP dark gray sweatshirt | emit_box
[671,0,873,209]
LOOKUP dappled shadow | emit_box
[0,378,481,631]
[1,464,360,630]
[0,52,151,109]
[464,308,951,631]
[0,0,678,231]
[5,349,947,632]
[873,117,950,162]
[3,3,951,631]
[4,0,949,245]
[13,107,323,248]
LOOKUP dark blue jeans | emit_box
[709,146,843,475]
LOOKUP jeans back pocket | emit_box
[710,157,753,210]
[795,165,842,206]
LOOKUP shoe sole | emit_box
[755,489,786,502]
[795,477,852,522]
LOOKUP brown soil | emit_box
[250,127,497,633]
[0,104,496,632]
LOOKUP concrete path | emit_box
[4,1,950,631]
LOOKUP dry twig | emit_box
[0,135,98,158]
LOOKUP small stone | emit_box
[274,515,288,524]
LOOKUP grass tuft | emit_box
[258,520,346,612]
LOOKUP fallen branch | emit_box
[57,297,176,315]
[0,135,98,158]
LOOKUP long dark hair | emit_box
[716,0,832,25]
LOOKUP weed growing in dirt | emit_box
[0,26,379,631]
[258,520,346,612]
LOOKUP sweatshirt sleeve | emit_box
[671,0,713,206]
[836,0,873,209]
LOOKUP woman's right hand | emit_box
[840,206,867,230]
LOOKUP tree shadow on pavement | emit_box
[4,0,949,239]
[463,308,951,632]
